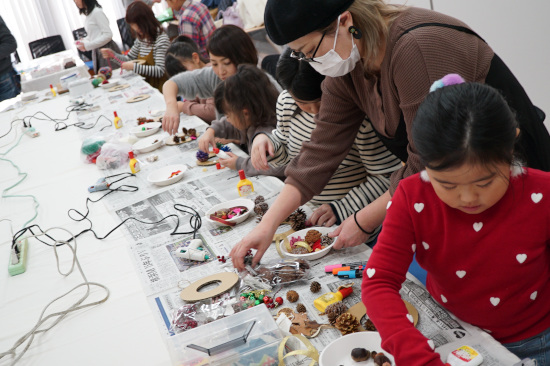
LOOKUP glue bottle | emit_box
[49,84,57,97]
[128,151,140,173]
[313,286,353,312]
[113,111,123,129]
[445,346,484,366]
[237,169,254,197]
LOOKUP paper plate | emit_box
[147,164,187,186]
[205,198,255,225]
[132,135,163,153]
[319,332,394,366]
[280,227,336,260]
[132,122,162,138]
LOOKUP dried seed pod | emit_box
[173,135,180,143]
[374,352,392,366]
[304,230,322,244]
[309,281,321,293]
[254,202,268,215]
[351,348,371,362]
[181,127,188,135]
[334,313,360,335]
[254,195,265,205]
[188,128,197,137]
[296,303,306,313]
[286,290,299,303]
[325,302,348,324]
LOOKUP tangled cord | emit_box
[0,226,110,366]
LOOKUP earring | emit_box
[348,25,362,39]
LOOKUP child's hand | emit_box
[121,62,134,71]
[308,204,337,227]
[219,152,238,170]
[250,134,274,170]
[330,214,371,249]
[162,104,180,135]
[75,41,86,52]
[198,128,216,152]
[100,48,114,59]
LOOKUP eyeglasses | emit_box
[290,30,327,63]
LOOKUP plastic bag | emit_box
[96,142,132,170]
[237,0,267,29]
[246,259,310,287]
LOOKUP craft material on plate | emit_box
[132,135,163,153]
[279,227,337,260]
[165,128,199,145]
[147,164,187,186]
[132,122,162,138]
[126,94,151,103]
[196,150,218,166]
[319,332,394,366]
[179,272,239,302]
[107,84,130,92]
[205,198,254,225]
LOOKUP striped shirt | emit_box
[269,91,402,223]
[176,0,216,59]
[113,32,170,79]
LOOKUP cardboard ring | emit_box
[126,94,151,103]
[348,300,419,330]
[107,84,130,92]
[180,272,239,302]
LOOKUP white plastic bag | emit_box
[237,0,267,29]
[96,142,132,170]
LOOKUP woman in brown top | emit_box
[231,0,550,270]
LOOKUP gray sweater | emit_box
[0,16,17,75]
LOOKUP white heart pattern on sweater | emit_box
[422,241,429,250]
[386,201,392,209]
[490,297,500,306]
[366,268,376,278]
[456,270,466,278]
[414,203,424,213]
[412,244,416,253]
[427,340,435,350]
[406,314,414,323]
[473,222,483,232]
[531,193,543,203]
[516,254,527,264]
[441,294,447,303]
[531,291,538,300]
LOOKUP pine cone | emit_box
[321,234,334,247]
[334,313,359,335]
[287,208,307,231]
[188,128,197,137]
[325,302,348,324]
[296,303,306,313]
[181,127,188,135]
[196,150,209,162]
[304,230,322,244]
[365,318,377,331]
[254,195,265,205]
[310,281,321,293]
[173,135,180,143]
[254,202,268,215]
[286,290,299,303]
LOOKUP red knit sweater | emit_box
[362,168,550,365]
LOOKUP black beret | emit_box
[264,0,355,45]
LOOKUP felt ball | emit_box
[98,66,112,79]
[441,73,465,87]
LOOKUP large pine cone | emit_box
[287,208,307,231]
[334,313,360,335]
[325,302,348,324]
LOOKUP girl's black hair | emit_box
[412,82,519,171]
[165,37,208,77]
[79,0,101,16]
[207,25,258,66]
[276,48,325,102]
[215,65,278,129]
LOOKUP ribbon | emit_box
[277,334,319,366]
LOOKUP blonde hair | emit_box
[320,0,404,67]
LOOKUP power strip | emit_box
[8,238,28,276]
[20,124,40,138]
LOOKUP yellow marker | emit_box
[237,169,254,197]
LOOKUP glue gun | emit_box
[174,239,210,261]
[88,177,110,193]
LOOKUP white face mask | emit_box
[310,15,361,77]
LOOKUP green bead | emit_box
[248,295,255,300]
[254,300,261,305]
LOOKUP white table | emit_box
[15,50,90,93]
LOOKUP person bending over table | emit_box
[230,0,550,270]
[74,0,121,74]
[0,16,19,102]
[101,1,170,91]
[252,48,401,230]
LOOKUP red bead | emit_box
[263,296,271,303]
[275,297,283,305]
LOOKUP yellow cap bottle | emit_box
[237,169,254,197]
[314,286,353,312]
[113,111,123,129]
[128,151,140,173]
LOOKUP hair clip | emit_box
[348,26,362,39]
[429,73,465,92]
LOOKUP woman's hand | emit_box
[329,214,371,249]
[100,48,114,59]
[198,128,216,152]
[121,62,134,71]
[230,223,275,271]
[250,134,274,170]
[75,41,86,52]
[219,151,238,170]
[308,204,337,227]
[162,103,180,135]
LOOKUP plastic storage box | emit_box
[167,304,282,366]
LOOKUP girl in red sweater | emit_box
[362,75,550,365]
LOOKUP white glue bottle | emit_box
[446,346,484,366]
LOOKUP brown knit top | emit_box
[284,7,494,203]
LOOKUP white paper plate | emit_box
[132,122,162,138]
[132,135,163,153]
[205,198,254,225]
[281,226,336,260]
[147,164,187,186]
[319,332,394,366]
